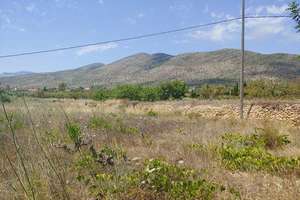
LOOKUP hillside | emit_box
[0,71,33,78]
[0,49,299,89]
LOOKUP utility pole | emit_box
[240,0,245,119]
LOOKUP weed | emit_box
[255,124,291,149]
[147,110,158,117]
[66,122,82,150]
[88,116,113,131]
[220,133,300,174]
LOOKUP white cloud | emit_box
[125,17,137,25]
[137,13,145,18]
[188,3,298,43]
[169,3,191,12]
[98,0,104,5]
[189,16,240,42]
[76,43,118,56]
[0,11,26,32]
[246,18,285,39]
[125,13,145,25]
[265,5,288,15]
[25,3,36,12]
[248,4,288,15]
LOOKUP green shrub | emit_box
[0,91,11,103]
[141,86,162,101]
[255,125,291,149]
[160,80,188,100]
[66,122,82,150]
[220,133,300,174]
[116,118,139,135]
[147,110,158,117]
[137,159,224,200]
[93,88,110,101]
[88,116,113,131]
[113,85,142,100]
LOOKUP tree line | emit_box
[23,79,300,101]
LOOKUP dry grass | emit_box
[0,98,299,199]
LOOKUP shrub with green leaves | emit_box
[0,90,11,103]
[75,155,238,200]
[139,159,219,200]
[141,86,162,101]
[147,110,158,117]
[66,122,82,150]
[220,133,300,174]
[88,116,113,131]
[113,84,143,100]
[160,80,188,100]
[92,88,110,101]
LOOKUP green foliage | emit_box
[288,1,300,31]
[255,125,291,149]
[115,118,140,135]
[58,82,67,91]
[99,145,127,161]
[92,88,110,101]
[245,79,300,98]
[113,85,143,100]
[139,159,219,200]
[140,86,162,101]
[30,79,300,101]
[74,154,237,200]
[160,80,188,100]
[0,90,11,103]
[88,115,140,135]
[66,122,82,149]
[88,116,113,130]
[192,84,237,99]
[147,110,158,117]
[220,133,300,174]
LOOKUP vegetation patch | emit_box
[147,109,158,117]
[88,116,113,131]
[75,152,240,200]
[220,133,300,174]
[88,115,140,136]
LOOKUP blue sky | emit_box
[0,0,299,73]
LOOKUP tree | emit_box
[288,1,300,32]
[160,81,188,100]
[58,82,67,91]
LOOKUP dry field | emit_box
[0,98,300,199]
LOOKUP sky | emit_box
[0,0,299,73]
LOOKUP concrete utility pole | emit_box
[240,0,245,119]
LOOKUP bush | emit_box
[245,79,300,98]
[93,88,110,101]
[88,116,113,131]
[255,124,291,149]
[147,110,158,117]
[220,133,300,174]
[0,91,11,103]
[113,85,143,100]
[193,84,233,99]
[139,159,219,200]
[75,155,236,200]
[66,122,82,150]
[141,86,162,101]
[160,80,188,100]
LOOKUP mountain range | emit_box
[0,71,33,78]
[0,49,299,89]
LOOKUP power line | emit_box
[0,15,290,59]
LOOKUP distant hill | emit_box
[0,71,33,78]
[0,49,299,89]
